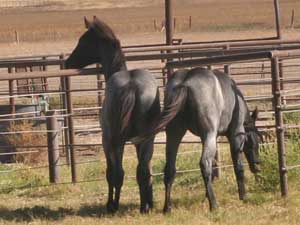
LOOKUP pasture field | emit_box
[0,0,299,43]
[0,134,300,225]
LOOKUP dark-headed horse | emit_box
[65,17,160,213]
[132,68,261,212]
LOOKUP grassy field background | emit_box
[0,134,300,225]
[0,0,299,43]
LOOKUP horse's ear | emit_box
[84,16,91,29]
[93,15,101,24]
[251,107,259,121]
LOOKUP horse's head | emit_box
[65,16,122,70]
[243,107,262,174]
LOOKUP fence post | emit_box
[224,45,231,75]
[96,63,103,113]
[8,67,15,118]
[46,111,60,183]
[290,9,295,29]
[14,30,19,44]
[59,54,71,166]
[279,59,286,105]
[189,15,192,29]
[271,56,288,197]
[65,75,77,183]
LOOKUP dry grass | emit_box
[0,141,300,225]
[0,120,47,164]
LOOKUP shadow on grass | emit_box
[0,202,139,222]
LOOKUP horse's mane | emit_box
[91,17,119,44]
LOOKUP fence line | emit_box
[0,43,299,197]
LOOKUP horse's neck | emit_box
[102,48,127,81]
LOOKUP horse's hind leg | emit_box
[113,145,125,210]
[163,120,186,213]
[229,136,246,200]
[135,138,154,213]
[103,140,125,213]
[200,132,218,211]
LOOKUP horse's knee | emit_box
[137,163,151,183]
[117,171,124,186]
[106,168,114,184]
[164,165,176,184]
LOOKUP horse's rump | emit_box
[132,85,188,143]
[109,82,137,145]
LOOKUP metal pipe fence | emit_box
[0,43,299,198]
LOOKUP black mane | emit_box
[91,17,120,45]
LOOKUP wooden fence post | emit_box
[46,111,60,183]
[290,9,295,29]
[154,19,157,31]
[14,30,19,44]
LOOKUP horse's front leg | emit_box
[135,138,154,214]
[229,136,247,200]
[200,133,218,211]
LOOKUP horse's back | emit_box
[166,68,236,135]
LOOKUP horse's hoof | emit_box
[140,205,150,214]
[239,193,248,201]
[106,202,117,214]
[209,204,218,211]
[240,194,249,201]
[148,201,154,209]
[163,206,171,214]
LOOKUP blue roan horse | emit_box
[65,17,161,213]
[133,68,261,212]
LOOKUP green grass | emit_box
[0,140,300,224]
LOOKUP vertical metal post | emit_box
[42,56,48,93]
[8,67,15,117]
[46,111,61,183]
[274,0,282,39]
[278,59,286,105]
[165,0,174,79]
[165,0,173,47]
[271,57,287,197]
[59,54,71,166]
[96,63,103,112]
[224,45,231,75]
[65,76,77,183]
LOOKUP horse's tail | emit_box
[110,82,137,145]
[131,85,188,143]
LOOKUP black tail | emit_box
[131,85,188,143]
[110,83,137,146]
